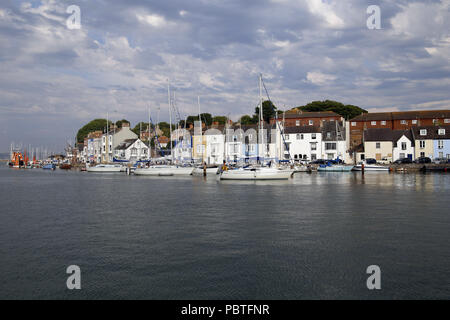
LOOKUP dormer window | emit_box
[381,121,386,125]
[327,132,331,138]
[400,120,407,125]
[438,129,445,135]
[371,121,376,125]
[420,129,427,136]
[445,119,450,124]
[309,120,313,126]
[412,120,417,124]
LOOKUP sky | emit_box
[0,0,449,152]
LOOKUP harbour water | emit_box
[0,166,449,299]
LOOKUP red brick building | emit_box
[349,110,450,150]
[271,111,342,127]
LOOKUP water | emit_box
[0,166,449,299]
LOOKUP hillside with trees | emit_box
[76,119,111,143]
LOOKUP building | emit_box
[87,130,103,163]
[349,110,450,151]
[433,127,450,160]
[114,139,149,162]
[320,121,347,161]
[101,123,138,162]
[271,111,342,127]
[172,128,192,162]
[283,126,322,161]
[205,128,225,165]
[363,128,393,161]
[392,130,415,161]
[411,126,437,159]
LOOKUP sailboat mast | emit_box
[168,79,173,162]
[148,107,151,160]
[259,74,263,162]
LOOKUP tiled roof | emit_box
[283,111,341,119]
[284,126,321,134]
[363,128,393,142]
[351,112,392,122]
[350,110,450,121]
[392,129,414,144]
[411,126,450,140]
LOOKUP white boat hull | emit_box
[191,167,219,176]
[87,165,122,172]
[134,166,193,176]
[220,168,293,180]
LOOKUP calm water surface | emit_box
[0,166,449,299]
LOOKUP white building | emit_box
[283,126,323,162]
[102,123,138,162]
[205,128,225,165]
[393,130,415,161]
[114,139,149,162]
[320,121,347,161]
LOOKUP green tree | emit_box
[255,100,277,123]
[295,100,367,120]
[76,119,112,143]
[239,115,258,125]
[132,122,152,136]
[212,116,227,125]
[115,119,130,128]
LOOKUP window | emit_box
[296,120,300,126]
[311,154,317,161]
[400,153,405,159]
[294,154,298,159]
[233,135,237,142]
[420,129,427,136]
[351,122,356,127]
[420,141,425,149]
[325,143,336,150]
[438,140,444,149]
[445,119,450,124]
[285,134,289,140]
[439,152,443,158]
[438,129,445,135]
[371,121,377,125]
[326,132,331,138]
[412,120,417,124]
[131,148,137,155]
[300,134,304,140]
[296,134,301,140]
[376,142,381,149]
[310,142,317,151]
[400,120,407,125]
[381,121,386,125]
[309,120,313,126]
[248,134,253,140]
[433,119,438,124]
[401,142,407,150]
[312,133,316,140]
[420,152,425,157]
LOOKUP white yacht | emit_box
[134,165,193,176]
[220,167,293,180]
[87,164,123,173]
[352,163,390,171]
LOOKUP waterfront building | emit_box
[204,127,225,165]
[87,131,103,163]
[349,110,450,152]
[192,121,207,162]
[363,128,393,162]
[320,121,347,161]
[392,130,415,161]
[114,138,149,162]
[171,128,193,162]
[101,123,138,163]
[411,126,437,159]
[282,126,323,162]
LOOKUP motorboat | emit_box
[220,166,293,180]
[42,163,56,170]
[87,164,123,173]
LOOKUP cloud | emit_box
[0,0,449,151]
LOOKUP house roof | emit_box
[363,128,393,142]
[411,126,450,140]
[350,110,450,122]
[115,139,138,150]
[321,121,346,141]
[392,129,414,145]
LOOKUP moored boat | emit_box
[317,164,354,172]
[220,167,293,180]
[59,163,72,170]
[42,163,56,170]
[352,164,390,171]
[87,164,123,173]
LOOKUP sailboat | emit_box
[220,74,294,181]
[134,80,193,177]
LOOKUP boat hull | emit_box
[191,167,219,176]
[87,165,122,172]
[134,166,193,176]
[220,168,293,180]
[317,165,354,172]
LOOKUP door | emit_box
[375,153,381,160]
[408,154,413,160]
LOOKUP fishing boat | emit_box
[134,165,193,176]
[317,164,354,172]
[352,164,390,171]
[220,167,293,180]
[87,164,123,172]
[42,163,56,170]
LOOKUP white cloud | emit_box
[136,13,167,27]
[306,71,337,85]
[305,0,344,28]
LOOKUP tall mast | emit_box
[198,96,203,163]
[168,79,173,162]
[105,112,109,163]
[259,74,263,162]
[148,107,151,160]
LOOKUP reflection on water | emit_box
[0,166,449,299]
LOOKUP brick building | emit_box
[271,111,342,127]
